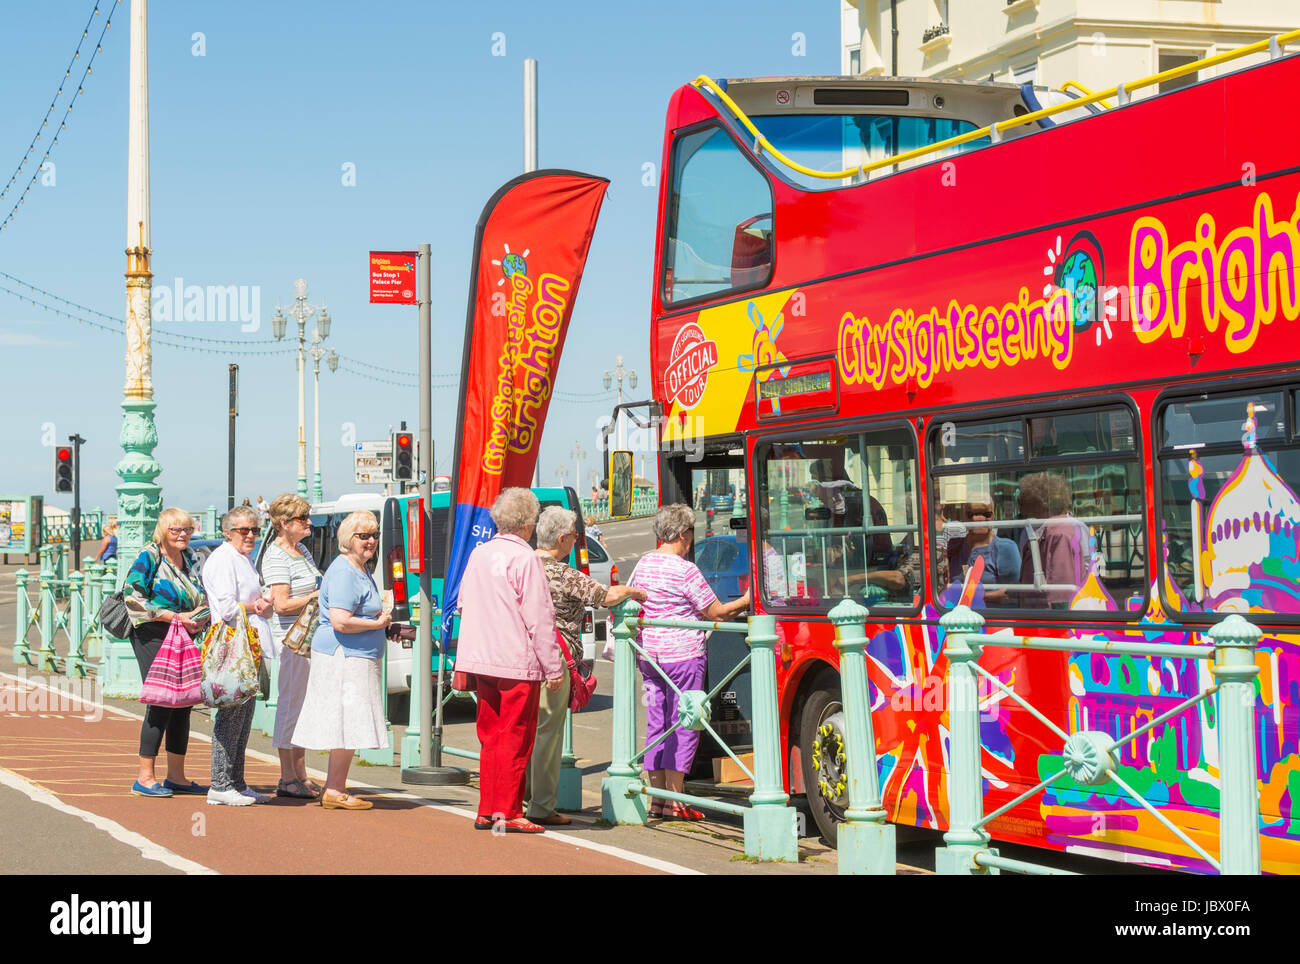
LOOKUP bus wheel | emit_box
[799,684,847,846]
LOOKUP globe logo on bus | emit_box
[1057,248,1099,331]
[666,322,719,410]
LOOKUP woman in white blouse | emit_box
[200,505,276,807]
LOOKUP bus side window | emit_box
[1156,387,1299,617]
[930,405,1146,612]
[756,426,919,609]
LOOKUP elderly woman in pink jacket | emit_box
[454,488,564,834]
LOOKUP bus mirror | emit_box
[729,515,748,530]
[609,451,634,518]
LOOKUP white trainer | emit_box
[241,788,272,804]
[207,788,255,806]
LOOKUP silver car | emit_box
[584,534,616,658]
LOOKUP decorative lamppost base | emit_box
[401,765,470,786]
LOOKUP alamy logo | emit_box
[49,894,151,944]
[152,277,261,332]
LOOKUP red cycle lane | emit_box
[0,673,663,876]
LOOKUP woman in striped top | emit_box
[628,504,749,819]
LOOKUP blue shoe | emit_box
[131,780,173,798]
[163,780,209,795]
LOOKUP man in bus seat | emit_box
[1015,472,1090,609]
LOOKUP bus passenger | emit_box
[629,504,750,818]
[947,501,1020,605]
[1016,473,1089,608]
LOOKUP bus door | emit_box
[669,443,755,779]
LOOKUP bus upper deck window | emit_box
[663,126,773,304]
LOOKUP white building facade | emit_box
[840,1,1294,96]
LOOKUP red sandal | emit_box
[667,802,706,821]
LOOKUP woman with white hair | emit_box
[629,503,750,818]
[123,507,208,797]
[200,505,276,806]
[526,506,646,825]
[291,509,391,810]
[454,488,564,833]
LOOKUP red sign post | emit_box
[369,250,418,304]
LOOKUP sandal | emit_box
[648,803,666,818]
[667,802,706,821]
[276,779,318,799]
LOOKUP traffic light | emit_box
[54,445,73,493]
[391,431,414,481]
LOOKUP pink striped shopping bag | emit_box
[139,619,202,708]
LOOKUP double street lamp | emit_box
[272,279,333,502]
[603,354,637,450]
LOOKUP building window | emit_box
[848,45,861,75]
[1158,50,1202,93]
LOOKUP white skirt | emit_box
[272,647,312,749]
[291,649,389,751]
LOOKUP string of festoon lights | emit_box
[0,0,120,236]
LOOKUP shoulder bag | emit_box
[555,629,596,712]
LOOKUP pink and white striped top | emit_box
[628,551,719,663]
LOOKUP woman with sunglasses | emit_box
[292,510,390,810]
[262,493,322,799]
[200,505,276,806]
[123,507,209,797]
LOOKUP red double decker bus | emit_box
[645,35,1300,872]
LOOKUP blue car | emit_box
[694,535,749,602]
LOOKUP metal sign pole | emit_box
[70,434,84,571]
[403,241,467,787]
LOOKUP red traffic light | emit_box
[397,434,411,447]
[57,448,71,460]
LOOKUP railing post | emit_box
[66,572,86,678]
[602,599,647,825]
[1209,614,1262,875]
[38,550,57,673]
[935,605,998,874]
[98,557,142,699]
[83,562,103,660]
[557,707,582,811]
[830,598,896,874]
[55,543,69,598]
[742,612,800,861]
[206,507,218,539]
[14,568,32,665]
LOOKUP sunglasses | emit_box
[229,526,260,537]
[167,526,194,536]
[353,531,379,541]
[292,515,312,525]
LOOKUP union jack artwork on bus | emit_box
[645,42,1300,872]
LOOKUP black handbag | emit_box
[98,591,134,640]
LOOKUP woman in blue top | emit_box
[946,501,1020,605]
[291,510,391,810]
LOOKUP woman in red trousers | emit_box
[453,488,564,833]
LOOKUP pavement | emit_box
[0,524,857,876]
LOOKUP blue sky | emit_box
[0,0,836,513]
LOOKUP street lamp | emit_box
[272,278,329,499]
[603,354,638,450]
[570,442,586,493]
[306,308,333,504]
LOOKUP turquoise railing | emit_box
[14,546,116,678]
[829,604,1263,875]
[579,491,659,524]
[601,599,799,861]
[41,508,107,545]
[933,605,1262,875]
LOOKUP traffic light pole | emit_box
[69,435,84,571]
[403,241,467,788]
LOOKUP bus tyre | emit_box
[799,683,847,847]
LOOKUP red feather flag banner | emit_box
[442,170,609,639]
